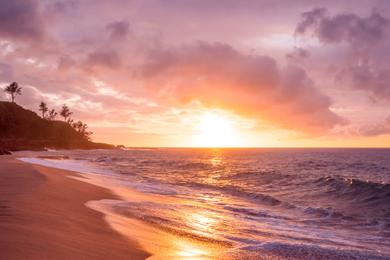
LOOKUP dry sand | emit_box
[0,156,150,259]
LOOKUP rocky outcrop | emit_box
[0,148,12,155]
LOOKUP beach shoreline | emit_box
[0,156,150,259]
[2,151,389,260]
[13,154,234,259]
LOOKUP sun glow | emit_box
[193,113,241,147]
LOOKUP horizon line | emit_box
[117,146,390,149]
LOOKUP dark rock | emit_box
[0,148,12,155]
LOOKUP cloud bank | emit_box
[0,0,389,145]
[296,8,390,101]
[0,0,45,41]
[358,116,390,136]
[140,42,345,134]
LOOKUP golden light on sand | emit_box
[175,240,209,258]
[193,113,241,147]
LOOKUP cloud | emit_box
[295,8,388,47]
[344,65,390,100]
[0,63,13,80]
[286,47,310,62]
[0,0,45,41]
[296,8,390,101]
[0,1,386,145]
[106,21,130,40]
[358,116,390,136]
[57,55,76,72]
[139,42,345,134]
[49,0,79,14]
[84,50,121,71]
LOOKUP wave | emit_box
[18,157,114,176]
[227,171,390,207]
[303,206,346,219]
[226,170,293,184]
[106,201,232,246]
[236,242,389,260]
[314,176,390,205]
[223,205,290,220]
[183,181,285,207]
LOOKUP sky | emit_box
[0,0,390,147]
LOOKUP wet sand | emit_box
[0,156,150,260]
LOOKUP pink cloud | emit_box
[296,8,390,101]
[0,0,45,42]
[358,116,390,136]
[0,1,389,145]
[139,42,346,134]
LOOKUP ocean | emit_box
[19,148,390,259]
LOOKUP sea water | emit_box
[19,148,390,259]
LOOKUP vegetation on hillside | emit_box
[0,82,114,151]
[4,82,22,103]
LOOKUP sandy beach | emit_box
[0,156,150,260]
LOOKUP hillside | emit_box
[0,102,114,151]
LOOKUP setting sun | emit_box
[193,113,241,147]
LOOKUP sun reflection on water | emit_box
[174,239,211,259]
[188,212,218,234]
[210,156,222,167]
[87,149,236,259]
[201,150,227,186]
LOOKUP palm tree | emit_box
[60,104,72,122]
[4,82,22,103]
[39,102,48,118]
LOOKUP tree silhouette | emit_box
[72,120,93,141]
[39,102,48,118]
[60,104,72,122]
[47,109,58,120]
[4,82,22,103]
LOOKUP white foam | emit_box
[18,157,112,176]
[18,157,181,197]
